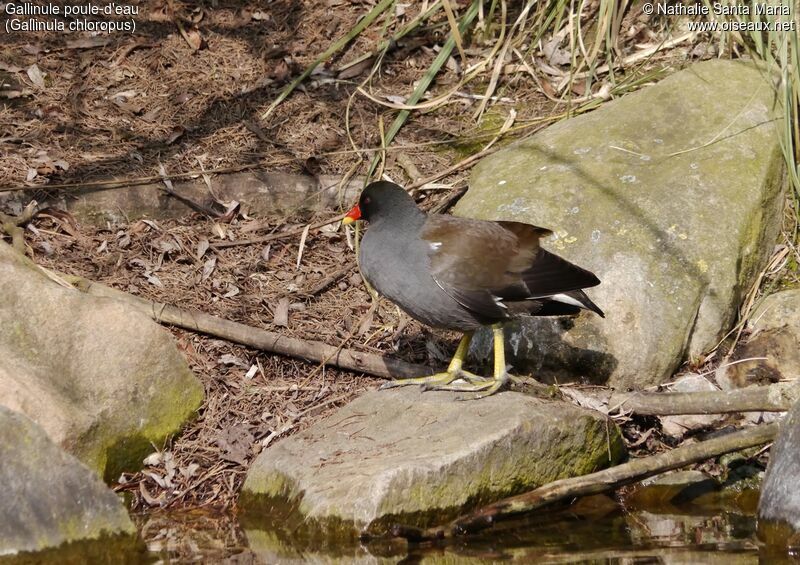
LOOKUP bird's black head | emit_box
[343,181,418,225]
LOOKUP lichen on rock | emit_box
[457,59,786,388]
[0,242,204,479]
[242,388,625,536]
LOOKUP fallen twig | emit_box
[394,422,780,541]
[408,107,517,191]
[210,214,345,250]
[0,201,38,253]
[158,163,221,218]
[303,260,357,296]
[367,0,482,179]
[65,274,432,380]
[573,382,800,415]
[553,31,698,91]
[262,0,396,119]
[429,186,468,214]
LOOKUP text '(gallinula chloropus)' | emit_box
[342,181,604,399]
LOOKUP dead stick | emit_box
[602,383,799,415]
[304,260,356,296]
[66,275,432,379]
[429,186,468,214]
[408,147,497,190]
[398,422,779,541]
[211,214,345,249]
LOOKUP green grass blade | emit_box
[262,0,396,119]
[366,0,482,179]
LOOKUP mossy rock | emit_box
[456,59,786,388]
[0,407,135,555]
[242,388,625,537]
[0,242,204,480]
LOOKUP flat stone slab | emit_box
[1,173,361,226]
[242,388,625,535]
[457,59,785,388]
[0,406,135,556]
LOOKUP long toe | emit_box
[379,380,404,390]
[419,371,462,391]
[460,371,493,385]
[380,372,458,391]
[422,378,471,392]
[434,381,495,393]
[456,372,511,401]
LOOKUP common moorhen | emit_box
[342,181,603,398]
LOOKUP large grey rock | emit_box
[718,289,800,389]
[0,406,135,555]
[242,388,625,535]
[458,60,785,388]
[0,242,204,480]
[759,401,800,530]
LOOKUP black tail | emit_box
[567,289,605,318]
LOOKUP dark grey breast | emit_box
[359,209,488,331]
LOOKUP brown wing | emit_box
[420,216,545,320]
[421,215,600,320]
[421,216,551,289]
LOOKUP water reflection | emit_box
[3,490,798,564]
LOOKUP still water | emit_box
[2,489,798,564]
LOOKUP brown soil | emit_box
[0,1,556,194]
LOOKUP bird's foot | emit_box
[421,370,490,391]
[379,369,487,391]
[379,371,457,390]
[454,371,512,401]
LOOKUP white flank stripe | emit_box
[550,293,585,308]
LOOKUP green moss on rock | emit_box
[242,388,626,537]
[455,59,786,389]
[0,407,135,556]
[0,242,204,479]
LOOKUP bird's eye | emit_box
[363,197,371,205]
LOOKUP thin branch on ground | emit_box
[571,381,800,415]
[64,273,433,380]
[158,164,222,218]
[303,260,357,296]
[210,214,345,250]
[261,0,396,119]
[392,422,780,541]
[408,108,519,190]
[429,186,468,213]
[0,201,38,253]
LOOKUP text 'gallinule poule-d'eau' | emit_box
[342,181,604,399]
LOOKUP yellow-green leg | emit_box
[436,324,510,400]
[379,332,486,390]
